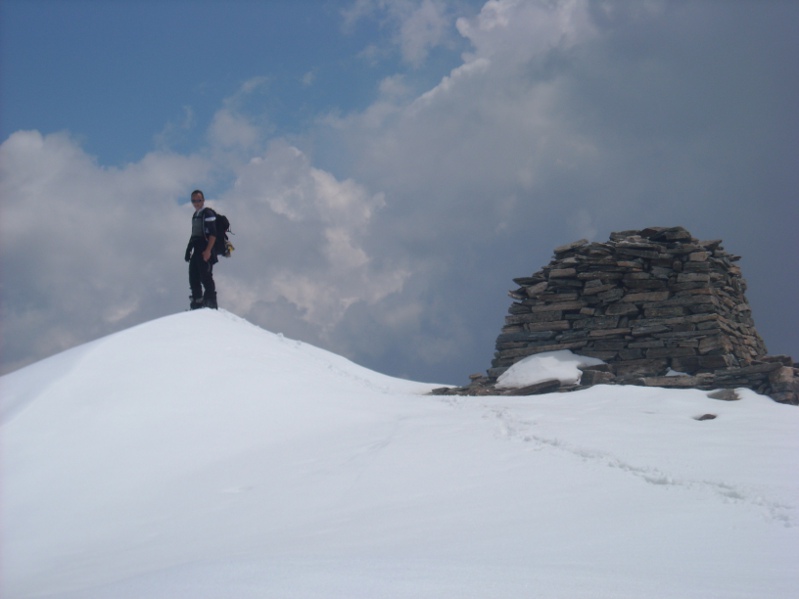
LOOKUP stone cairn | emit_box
[436,227,798,404]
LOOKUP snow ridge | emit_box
[3,311,798,598]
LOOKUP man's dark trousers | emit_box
[188,240,216,308]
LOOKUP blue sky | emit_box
[2,0,798,383]
[2,0,469,165]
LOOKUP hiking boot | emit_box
[190,297,204,310]
[202,295,218,309]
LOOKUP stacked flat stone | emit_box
[466,226,798,404]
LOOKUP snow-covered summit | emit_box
[1,309,435,425]
[2,310,798,598]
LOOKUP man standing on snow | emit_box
[185,189,218,309]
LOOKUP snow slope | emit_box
[2,310,798,598]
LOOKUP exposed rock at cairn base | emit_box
[436,227,798,404]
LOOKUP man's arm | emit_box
[202,236,216,262]
[202,208,217,262]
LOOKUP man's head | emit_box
[191,189,205,210]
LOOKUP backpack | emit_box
[212,211,234,258]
